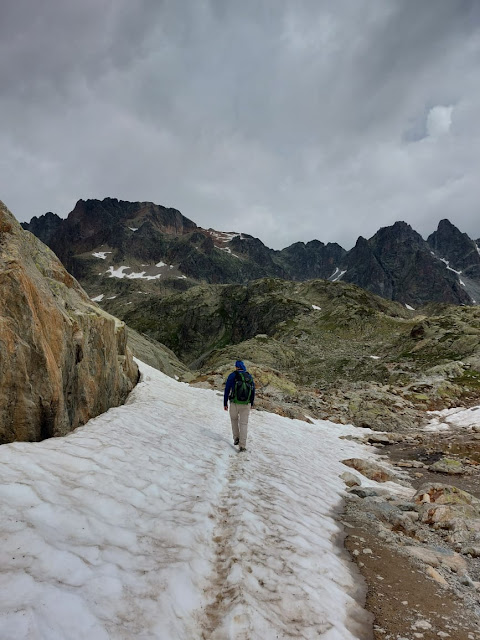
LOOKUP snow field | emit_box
[425,405,480,431]
[0,361,377,639]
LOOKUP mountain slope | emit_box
[116,276,480,433]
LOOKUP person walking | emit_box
[224,360,255,451]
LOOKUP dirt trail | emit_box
[199,451,251,640]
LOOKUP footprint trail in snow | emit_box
[0,361,377,639]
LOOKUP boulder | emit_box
[340,471,361,487]
[0,201,138,443]
[366,432,405,445]
[414,483,480,507]
[347,487,380,498]
[341,458,395,482]
[428,458,465,475]
[412,484,480,541]
[405,545,468,575]
[425,566,448,585]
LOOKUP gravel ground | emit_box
[342,432,480,640]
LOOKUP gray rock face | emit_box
[274,240,346,280]
[339,221,472,306]
[0,201,138,444]
[428,219,480,279]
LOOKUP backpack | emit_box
[231,371,254,404]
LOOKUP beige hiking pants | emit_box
[229,403,250,448]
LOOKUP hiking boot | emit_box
[239,446,246,452]
[234,438,239,445]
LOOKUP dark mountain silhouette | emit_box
[22,198,479,307]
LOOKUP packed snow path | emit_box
[0,362,375,639]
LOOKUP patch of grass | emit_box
[452,370,480,390]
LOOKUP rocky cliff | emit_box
[0,201,138,444]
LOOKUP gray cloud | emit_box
[1,0,480,249]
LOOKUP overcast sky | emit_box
[1,1,480,249]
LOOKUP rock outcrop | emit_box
[0,201,138,444]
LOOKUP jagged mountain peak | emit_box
[371,220,425,248]
[353,235,369,248]
[428,218,471,245]
[437,218,458,231]
[427,217,480,283]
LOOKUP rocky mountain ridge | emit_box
[22,197,480,307]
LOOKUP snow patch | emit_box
[330,267,347,282]
[106,266,163,281]
[219,247,241,259]
[369,355,380,360]
[425,405,480,432]
[106,266,129,278]
[90,294,104,302]
[312,305,321,310]
[129,227,138,232]
[405,304,415,311]
[0,360,383,639]
[92,252,111,260]
[210,230,241,242]
[439,257,462,275]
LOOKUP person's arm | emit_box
[224,372,235,409]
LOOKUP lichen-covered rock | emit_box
[428,458,465,475]
[0,201,138,444]
[414,484,480,507]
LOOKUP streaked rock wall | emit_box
[0,201,138,444]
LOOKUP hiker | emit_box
[224,360,255,451]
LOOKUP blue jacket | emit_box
[224,369,255,407]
